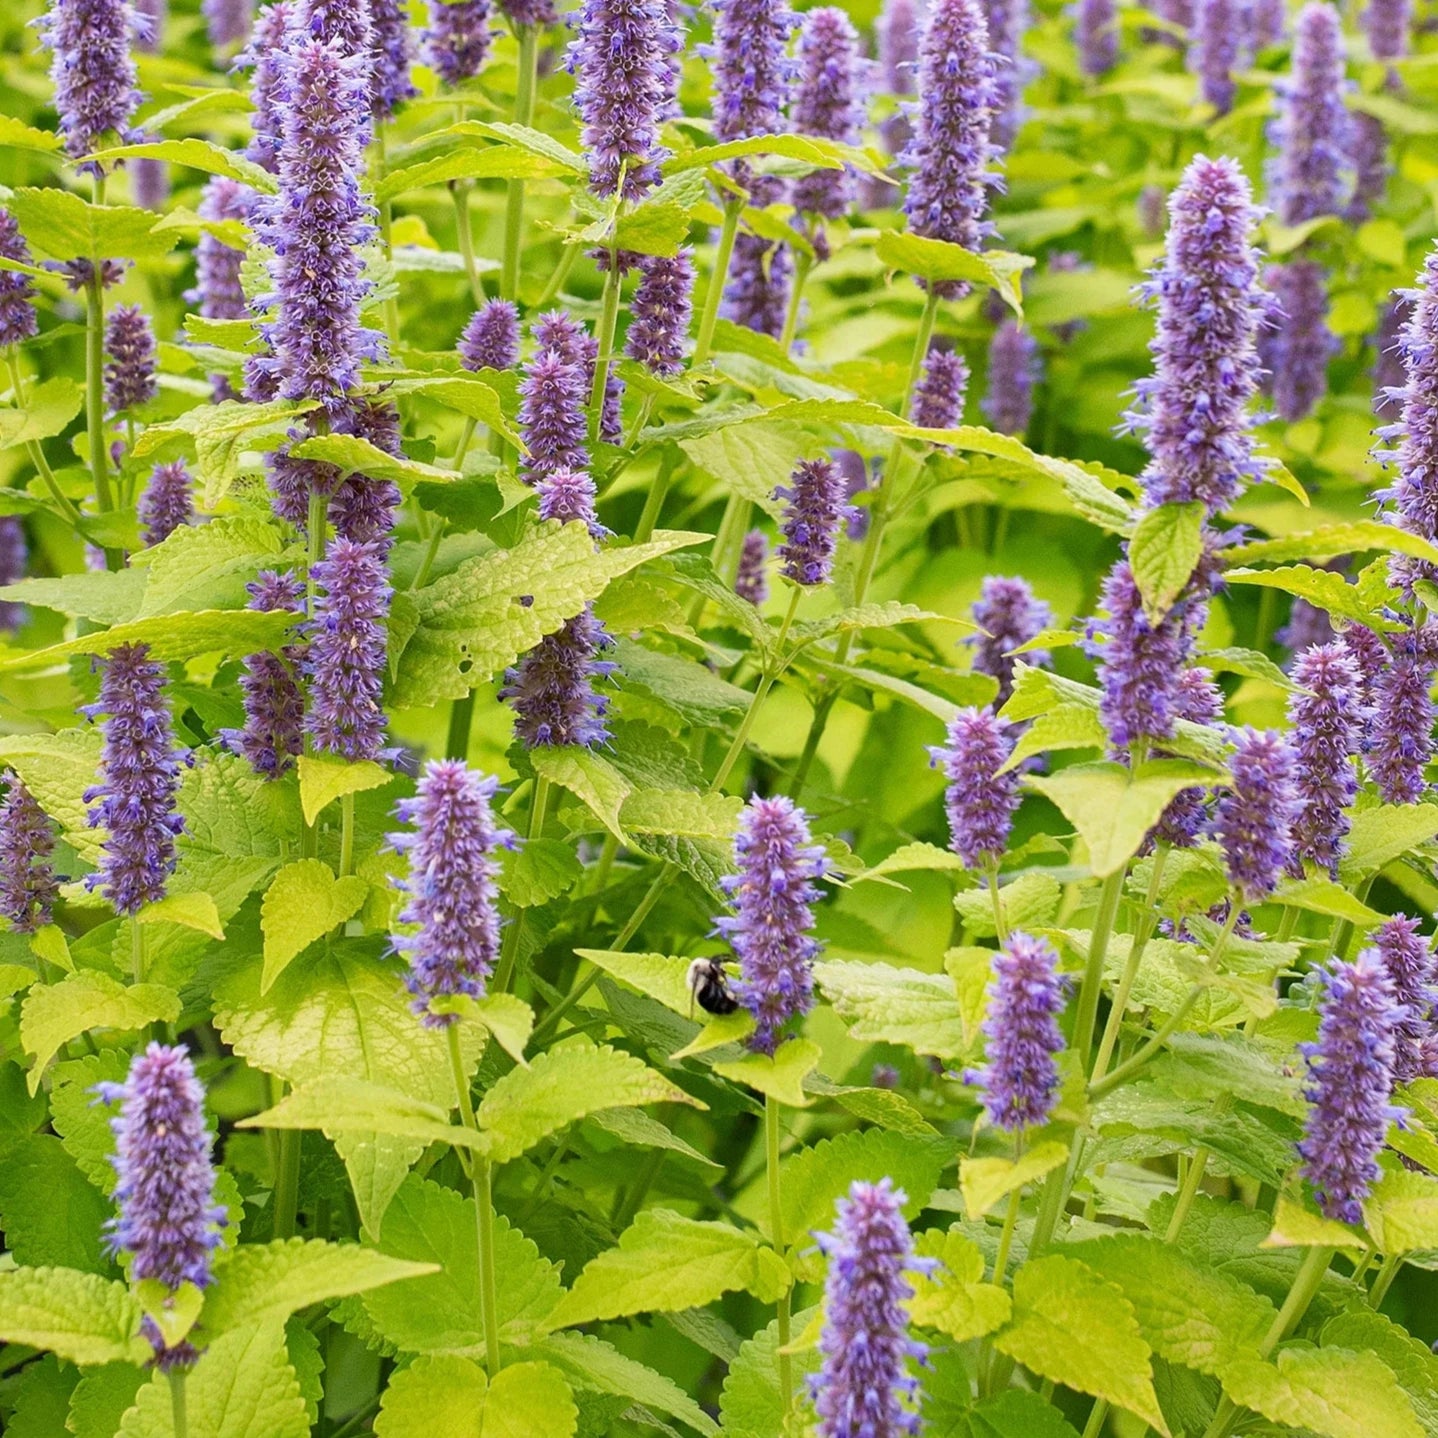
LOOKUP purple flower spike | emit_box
[327,400,402,549]
[1094,559,1189,752]
[777,458,854,586]
[1375,915,1437,1083]
[426,0,493,84]
[902,0,999,299]
[240,1,293,172]
[1211,727,1300,902]
[711,0,796,162]
[1379,254,1438,560]
[390,760,514,1025]
[985,0,1032,148]
[104,305,158,415]
[500,607,617,748]
[912,346,971,431]
[1261,260,1336,423]
[982,321,1039,436]
[969,575,1051,705]
[497,0,556,26]
[1269,3,1351,227]
[192,178,251,323]
[812,1178,928,1438]
[1371,622,1437,804]
[38,0,141,171]
[1366,0,1410,61]
[253,36,384,406]
[973,931,1067,1131]
[229,570,306,779]
[82,644,187,916]
[735,529,770,606]
[459,299,521,372]
[931,705,1021,867]
[792,8,865,221]
[626,252,695,376]
[0,518,26,631]
[96,1044,224,1370]
[1287,642,1363,878]
[1348,113,1390,224]
[879,0,921,93]
[370,0,418,119]
[519,349,590,482]
[1148,667,1223,850]
[570,0,680,200]
[131,159,168,211]
[0,209,39,348]
[722,237,793,339]
[306,537,390,761]
[0,773,60,934]
[717,795,825,1055]
[1249,0,1285,46]
[536,467,605,539]
[1189,0,1243,114]
[1299,950,1403,1222]
[139,461,194,547]
[1075,0,1118,76]
[1277,599,1335,655]
[204,0,254,47]
[1128,155,1268,514]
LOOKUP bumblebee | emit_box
[686,957,740,1018]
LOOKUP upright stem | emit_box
[6,353,81,522]
[779,249,814,354]
[501,26,539,300]
[452,181,485,305]
[710,587,801,791]
[446,693,475,761]
[992,1184,1021,1286]
[589,256,622,444]
[633,450,674,543]
[1369,1253,1402,1308]
[987,860,1008,945]
[765,1094,793,1415]
[534,242,580,309]
[301,489,328,860]
[1073,868,1126,1073]
[493,777,551,994]
[339,792,356,878]
[449,1024,502,1376]
[1091,847,1169,1084]
[273,1128,300,1239]
[692,200,743,367]
[85,271,116,523]
[169,1370,188,1438]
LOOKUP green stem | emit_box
[1081,1398,1108,1438]
[1091,903,1240,1100]
[451,181,485,306]
[6,353,81,522]
[710,586,801,791]
[1369,1252,1402,1308]
[1091,846,1169,1084]
[501,25,539,300]
[534,242,580,309]
[692,200,743,366]
[786,291,939,799]
[273,1128,300,1239]
[1162,1144,1213,1241]
[85,272,115,523]
[493,777,550,993]
[779,249,814,354]
[449,1024,502,1376]
[613,1146,666,1229]
[765,1094,793,1416]
[589,256,622,444]
[446,693,475,761]
[992,1182,1021,1286]
[633,449,673,543]
[301,488,328,860]
[1073,868,1127,1073]
[169,1370,188,1438]
[339,792,355,879]
[987,860,1008,945]
[622,393,658,454]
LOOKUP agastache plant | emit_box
[0,519,23,631]
[390,760,514,1024]
[426,0,493,83]
[812,1178,929,1438]
[1370,622,1437,802]
[459,299,521,372]
[138,461,194,546]
[1094,559,1189,752]
[1299,950,1404,1222]
[1074,0,1118,76]
[716,795,825,1054]
[982,321,1039,436]
[0,773,61,933]
[228,570,306,779]
[626,252,695,375]
[82,644,187,916]
[912,346,971,430]
[96,1044,224,1368]
[791,8,865,238]
[1375,915,1437,1083]
[103,305,158,414]
[1189,0,1244,114]
[38,0,141,169]
[1211,727,1301,903]
[306,538,391,761]
[777,458,854,586]
[969,575,1051,705]
[240,1,292,171]
[931,706,1021,868]
[1147,667,1223,849]
[984,0,1031,147]
[1287,642,1364,877]
[0,208,39,347]
[735,529,770,605]
[903,0,999,298]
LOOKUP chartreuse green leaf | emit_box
[240,1076,484,1151]
[874,230,1034,312]
[200,1239,437,1338]
[1363,1164,1438,1253]
[1128,501,1207,622]
[87,139,276,191]
[133,516,287,619]
[260,860,369,992]
[544,1210,789,1332]
[0,115,63,154]
[666,131,885,175]
[8,187,179,263]
[288,433,457,494]
[1322,1309,1438,1436]
[0,377,83,447]
[1226,565,1403,632]
[1236,520,1438,567]
[1026,760,1222,876]
[377,145,567,203]
[0,1134,113,1273]
[20,972,181,1094]
[136,891,224,941]
[961,1142,1071,1219]
[0,1267,149,1366]
[117,1320,310,1438]
[908,1227,1012,1342]
[476,1044,702,1164]
[0,728,101,860]
[717,1310,821,1438]
[297,753,393,826]
[1340,804,1438,882]
[392,525,705,706]
[1263,1195,1367,1250]
[213,948,484,1237]
[68,1364,147,1438]
[993,1254,1168,1434]
[376,1356,577,1438]
[713,1036,821,1108]
[531,745,632,840]
[50,1050,130,1192]
[361,1177,563,1353]
[813,959,970,1060]
[1221,1346,1422,1438]
[0,609,296,670]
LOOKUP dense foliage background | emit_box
[4,0,1438,1432]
